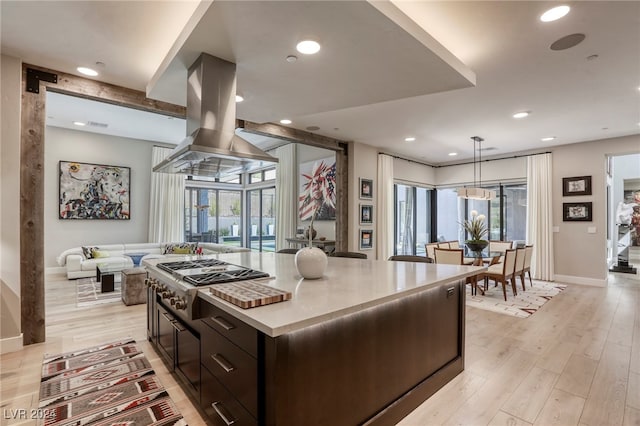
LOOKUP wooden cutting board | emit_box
[208,280,292,309]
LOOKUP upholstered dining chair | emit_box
[487,240,513,264]
[425,243,438,261]
[523,244,534,287]
[330,251,368,259]
[513,247,527,292]
[277,248,299,254]
[484,248,518,301]
[434,248,481,295]
[448,241,461,249]
[388,255,433,263]
[437,241,451,249]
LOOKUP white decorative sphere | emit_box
[294,247,328,279]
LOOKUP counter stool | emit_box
[121,267,147,305]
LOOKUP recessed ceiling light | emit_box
[296,40,321,55]
[73,121,86,126]
[280,119,292,125]
[448,152,458,156]
[404,137,416,142]
[235,95,244,102]
[540,5,570,22]
[541,137,556,141]
[76,67,98,77]
[513,111,530,119]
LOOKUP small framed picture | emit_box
[360,178,373,199]
[562,176,592,196]
[563,202,593,222]
[360,204,373,225]
[360,229,373,250]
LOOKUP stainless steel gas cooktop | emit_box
[157,259,269,287]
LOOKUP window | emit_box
[436,183,527,244]
[247,187,276,252]
[394,184,433,255]
[184,188,242,246]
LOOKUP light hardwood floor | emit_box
[1,269,638,426]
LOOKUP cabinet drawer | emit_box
[201,367,257,426]
[200,302,257,357]
[202,326,258,416]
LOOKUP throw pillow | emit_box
[92,250,110,259]
[162,243,198,255]
[82,246,99,259]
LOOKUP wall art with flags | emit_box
[298,157,337,221]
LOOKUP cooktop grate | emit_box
[184,269,270,286]
[157,258,229,273]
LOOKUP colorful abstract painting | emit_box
[59,161,130,220]
[299,157,336,221]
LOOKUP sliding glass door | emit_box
[247,187,276,252]
[394,184,433,255]
[184,188,242,246]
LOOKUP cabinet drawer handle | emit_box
[161,312,175,322]
[447,287,455,298]
[170,320,185,332]
[211,316,236,331]
[212,401,236,425]
[211,353,235,372]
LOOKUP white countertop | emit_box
[145,252,485,337]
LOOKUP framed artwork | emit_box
[360,204,373,225]
[59,160,130,220]
[360,178,373,199]
[563,202,593,222]
[562,176,592,196]
[299,157,336,220]
[359,229,373,250]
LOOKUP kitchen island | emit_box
[144,252,484,426]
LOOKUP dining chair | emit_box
[488,240,513,264]
[277,248,299,254]
[388,255,433,263]
[425,243,438,261]
[513,247,527,292]
[437,242,451,249]
[484,248,518,301]
[523,244,534,287]
[330,251,368,259]
[448,241,461,249]
[434,248,481,295]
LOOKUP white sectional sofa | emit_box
[57,242,250,279]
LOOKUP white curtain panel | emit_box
[275,144,297,251]
[148,146,185,243]
[526,153,555,281]
[376,154,394,260]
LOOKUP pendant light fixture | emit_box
[457,136,496,200]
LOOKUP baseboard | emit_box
[0,334,23,354]
[554,274,607,287]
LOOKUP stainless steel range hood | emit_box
[153,53,278,177]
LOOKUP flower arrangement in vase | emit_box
[461,210,489,252]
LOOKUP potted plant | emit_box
[461,210,489,252]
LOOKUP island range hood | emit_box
[153,53,278,177]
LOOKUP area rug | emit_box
[466,279,567,318]
[76,277,121,307]
[38,338,187,426]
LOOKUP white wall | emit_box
[44,126,157,267]
[349,142,379,256]
[0,54,23,352]
[393,157,436,186]
[437,156,527,187]
[552,134,640,285]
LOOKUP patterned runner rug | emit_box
[76,278,121,307]
[38,339,187,426]
[466,279,566,318]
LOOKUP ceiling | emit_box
[2,1,639,165]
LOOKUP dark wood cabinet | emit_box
[156,301,201,400]
[201,367,258,426]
